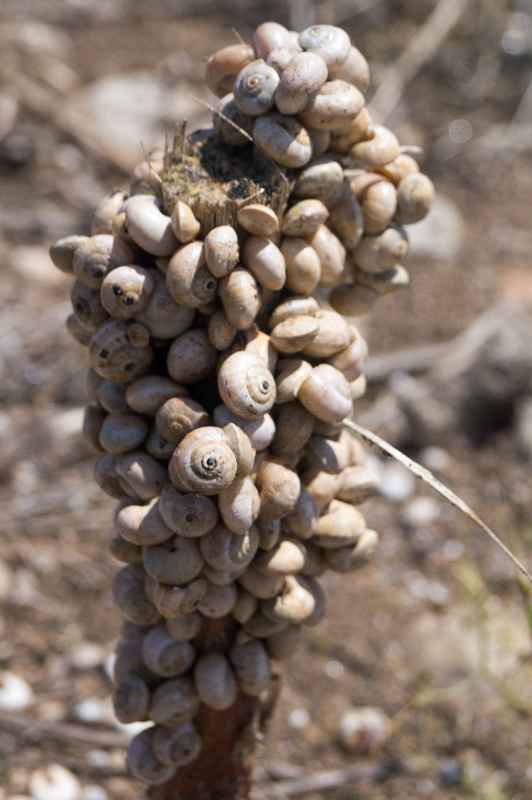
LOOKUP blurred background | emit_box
[1,1,532,798]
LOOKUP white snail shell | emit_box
[218,352,276,421]
[299,364,353,424]
[274,52,328,115]
[234,59,280,116]
[170,426,238,495]
[253,113,312,168]
[299,25,351,67]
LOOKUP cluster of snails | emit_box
[49,21,433,789]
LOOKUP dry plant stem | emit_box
[149,617,279,800]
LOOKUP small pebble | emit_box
[74,697,113,725]
[401,496,439,528]
[407,574,449,607]
[338,707,391,754]
[379,462,415,502]
[288,708,310,730]
[30,764,81,800]
[420,446,450,473]
[324,660,345,679]
[0,672,33,711]
[69,642,106,671]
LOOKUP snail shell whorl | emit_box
[169,427,238,495]
[218,352,276,421]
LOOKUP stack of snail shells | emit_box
[49,21,434,788]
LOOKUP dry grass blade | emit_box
[343,419,532,583]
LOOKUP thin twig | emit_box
[343,419,532,584]
[370,0,468,121]
[0,711,129,749]
[191,95,254,143]
[264,763,378,797]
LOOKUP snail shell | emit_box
[206,43,255,97]
[94,453,127,499]
[109,536,143,565]
[89,320,153,383]
[198,582,238,618]
[300,543,327,578]
[238,326,278,373]
[313,499,366,548]
[167,242,217,309]
[194,652,237,710]
[299,364,352,424]
[115,497,173,547]
[292,155,344,203]
[395,173,435,225]
[299,24,351,67]
[275,358,313,404]
[358,179,397,235]
[152,722,202,768]
[223,423,256,476]
[253,113,312,168]
[142,625,195,677]
[350,373,367,400]
[159,485,219,538]
[302,309,351,359]
[232,588,258,624]
[243,611,287,638]
[112,565,160,625]
[328,181,364,250]
[254,539,306,575]
[200,524,259,572]
[166,612,202,641]
[272,402,314,455]
[266,46,301,74]
[270,315,319,354]
[170,201,201,244]
[125,195,178,257]
[274,52,328,115]
[378,153,419,185]
[143,535,204,585]
[100,265,154,319]
[283,486,319,539]
[126,375,187,415]
[305,433,351,474]
[170,426,238,495]
[219,267,261,331]
[167,329,217,385]
[218,476,260,535]
[150,676,200,726]
[329,283,378,316]
[115,451,167,500]
[253,22,292,59]
[230,639,271,696]
[308,128,331,157]
[350,124,400,168]
[257,458,301,521]
[234,59,280,116]
[146,576,208,619]
[262,575,315,624]
[82,404,105,450]
[214,93,254,147]
[66,313,92,345]
[329,45,370,91]
[208,310,237,351]
[127,729,176,786]
[71,281,108,331]
[145,426,175,462]
[269,296,319,328]
[355,263,410,295]
[330,107,373,154]
[300,80,364,130]
[329,333,368,380]
[325,528,379,571]
[266,625,303,660]
[242,236,286,291]
[218,352,276,420]
[112,673,150,724]
[239,566,285,600]
[92,190,128,235]
[282,199,329,237]
[307,225,346,288]
[237,204,280,238]
[336,463,379,504]
[50,234,89,273]
[353,225,408,273]
[99,413,148,455]
[155,395,209,444]
[256,518,281,551]
[213,405,276,452]
[73,235,134,288]
[204,225,239,278]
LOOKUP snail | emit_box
[166,241,217,309]
[275,358,313,404]
[92,190,129,236]
[223,423,256,476]
[155,395,209,443]
[143,535,204,586]
[73,235,134,288]
[282,199,329,237]
[283,487,319,539]
[169,427,238,495]
[218,352,276,420]
[325,528,379,572]
[49,234,89,273]
[208,310,237,351]
[152,722,202,768]
[306,224,346,287]
[100,265,155,320]
[232,588,259,624]
[166,612,202,641]
[305,433,351,474]
[219,267,261,331]
[99,413,149,455]
[229,638,271,696]
[257,458,301,521]
[350,125,400,169]
[274,52,328,115]
[328,180,364,250]
[353,225,408,273]
[261,574,316,624]
[253,113,312,168]
[89,319,153,383]
[292,155,344,203]
[115,500,174,547]
[150,676,200,726]
[237,204,280,238]
[125,195,178,257]
[336,463,379,505]
[329,45,370,92]
[329,333,368,380]
[233,59,280,116]
[142,626,195,677]
[239,566,285,600]
[330,107,373,154]
[299,81,364,130]
[112,565,161,626]
[218,476,261,535]
[378,153,419,185]
[395,173,435,225]
[112,673,150,724]
[125,375,187,415]
[109,536,143,565]
[127,728,176,786]
[313,499,366,547]
[71,281,109,331]
[170,201,201,244]
[204,225,240,278]
[299,25,351,67]
[213,405,276,452]
[198,582,238,618]
[146,576,208,619]
[271,402,314,455]
[159,485,219,537]
[194,652,238,710]
[302,309,351,358]
[254,539,306,575]
[299,364,353,424]
[200,525,259,572]
[114,451,168,500]
[270,315,319,354]
[269,296,319,328]
[242,236,286,291]
[355,263,410,295]
[254,22,292,59]
[205,42,255,97]
[166,329,217,385]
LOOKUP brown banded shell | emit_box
[170,427,238,495]
[253,113,312,168]
[234,59,280,116]
[218,352,276,420]
[274,52,328,115]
